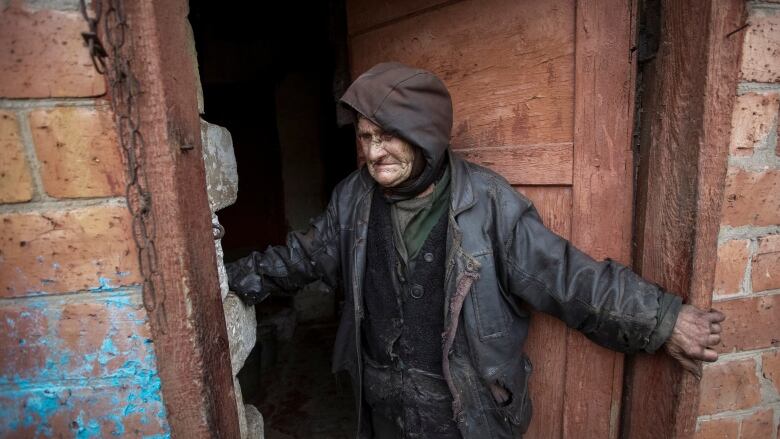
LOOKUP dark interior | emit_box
[189,1,357,436]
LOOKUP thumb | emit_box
[667,344,703,380]
[680,356,702,380]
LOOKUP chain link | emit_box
[80,0,168,333]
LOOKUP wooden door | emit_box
[346,0,637,437]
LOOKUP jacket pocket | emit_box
[495,355,533,434]
[470,257,510,340]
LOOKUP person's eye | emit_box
[380,133,394,142]
[358,133,372,142]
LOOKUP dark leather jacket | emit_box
[226,151,682,439]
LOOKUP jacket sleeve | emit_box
[225,193,342,305]
[502,201,681,354]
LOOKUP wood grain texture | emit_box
[622,1,746,438]
[517,186,572,439]
[681,3,746,435]
[566,0,638,438]
[623,3,708,437]
[346,0,454,36]
[122,1,241,437]
[349,0,575,149]
[456,143,573,185]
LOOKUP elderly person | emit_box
[227,62,724,439]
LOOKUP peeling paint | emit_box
[0,290,170,437]
[92,276,114,292]
[74,411,101,439]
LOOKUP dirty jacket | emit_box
[225,155,682,437]
[226,63,682,438]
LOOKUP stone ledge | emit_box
[245,404,265,439]
[223,292,257,376]
[200,120,238,212]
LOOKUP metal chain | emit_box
[80,0,168,333]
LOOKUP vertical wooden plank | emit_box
[622,2,710,437]
[517,186,572,439]
[622,1,746,438]
[567,0,637,438]
[120,0,241,437]
[680,2,745,435]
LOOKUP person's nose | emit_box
[366,139,387,162]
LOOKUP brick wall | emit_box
[695,2,780,438]
[0,1,170,437]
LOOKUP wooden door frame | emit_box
[567,1,639,438]
[622,1,746,438]
[104,0,241,437]
[112,0,743,437]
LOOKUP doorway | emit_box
[186,0,641,437]
[188,1,357,437]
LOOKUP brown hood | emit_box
[340,62,453,200]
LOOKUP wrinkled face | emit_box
[357,117,416,188]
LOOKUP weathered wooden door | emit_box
[346,0,637,437]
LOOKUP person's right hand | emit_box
[664,305,725,379]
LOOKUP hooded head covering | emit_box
[340,62,453,201]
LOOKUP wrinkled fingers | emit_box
[698,347,718,362]
[708,309,726,323]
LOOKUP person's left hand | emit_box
[664,305,725,379]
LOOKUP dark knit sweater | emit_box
[362,187,458,437]
[363,186,449,372]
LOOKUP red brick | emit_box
[763,349,780,395]
[30,106,124,199]
[0,383,168,436]
[0,206,141,297]
[699,358,762,415]
[729,93,780,157]
[714,239,750,297]
[0,295,155,382]
[721,169,780,227]
[0,110,34,203]
[58,302,110,353]
[695,417,739,439]
[0,305,48,379]
[752,234,780,292]
[740,8,780,83]
[714,294,780,353]
[740,408,774,439]
[0,6,105,98]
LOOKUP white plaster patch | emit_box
[245,404,265,439]
[200,119,238,212]
[212,213,230,300]
[223,292,257,376]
